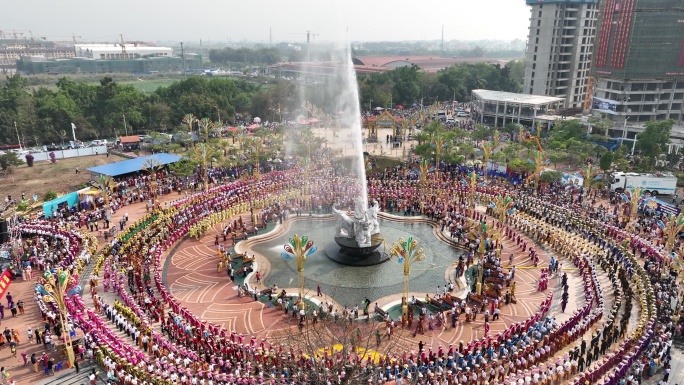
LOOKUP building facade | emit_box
[16,54,202,75]
[0,39,75,72]
[523,0,599,108]
[590,0,684,125]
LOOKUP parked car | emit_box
[445,117,456,123]
[456,111,469,117]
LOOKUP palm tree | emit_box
[92,174,116,206]
[141,157,164,203]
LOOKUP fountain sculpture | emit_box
[326,198,388,266]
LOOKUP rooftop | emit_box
[87,153,181,177]
[472,90,565,106]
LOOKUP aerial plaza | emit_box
[1,39,678,385]
[12,144,671,385]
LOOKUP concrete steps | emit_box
[37,360,106,385]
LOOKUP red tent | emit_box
[246,124,260,130]
[396,105,404,109]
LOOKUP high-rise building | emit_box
[523,0,599,109]
[590,0,684,125]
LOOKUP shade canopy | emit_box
[87,153,181,177]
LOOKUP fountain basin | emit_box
[325,236,388,266]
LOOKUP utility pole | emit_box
[269,27,272,45]
[180,42,186,79]
[13,121,21,150]
[441,25,444,51]
[200,39,203,63]
[306,30,311,62]
[123,114,128,136]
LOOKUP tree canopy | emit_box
[636,119,674,167]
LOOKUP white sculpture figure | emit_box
[332,198,381,247]
[354,217,372,247]
[366,199,380,236]
[332,205,354,238]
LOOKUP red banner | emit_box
[0,270,12,301]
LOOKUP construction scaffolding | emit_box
[594,0,684,79]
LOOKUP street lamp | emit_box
[389,237,425,317]
[36,268,77,367]
[283,234,316,310]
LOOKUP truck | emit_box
[608,172,678,196]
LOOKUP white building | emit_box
[471,89,565,129]
[74,44,172,60]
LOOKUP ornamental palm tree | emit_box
[92,174,116,206]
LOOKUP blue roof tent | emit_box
[87,153,182,177]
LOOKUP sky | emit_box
[0,0,531,44]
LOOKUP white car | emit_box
[445,117,456,123]
[456,111,469,117]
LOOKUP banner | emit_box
[591,97,619,114]
[0,270,12,301]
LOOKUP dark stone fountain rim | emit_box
[324,235,389,266]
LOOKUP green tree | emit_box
[43,190,58,201]
[636,119,675,169]
[540,170,562,184]
[0,153,23,174]
[600,151,614,173]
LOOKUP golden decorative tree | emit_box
[491,195,515,223]
[663,213,684,256]
[37,269,76,366]
[526,150,548,193]
[283,234,315,310]
[579,163,599,207]
[624,186,643,230]
[198,118,217,191]
[141,157,164,203]
[92,174,116,206]
[389,237,425,317]
[467,171,478,210]
[182,114,197,135]
[431,133,448,179]
[480,141,494,180]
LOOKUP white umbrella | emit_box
[373,107,384,111]
[253,117,261,123]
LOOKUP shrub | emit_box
[43,190,58,202]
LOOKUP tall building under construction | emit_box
[590,0,684,124]
[523,0,600,109]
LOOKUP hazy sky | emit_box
[1,0,530,44]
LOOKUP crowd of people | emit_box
[11,148,679,385]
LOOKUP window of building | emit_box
[533,63,536,70]
[537,29,540,36]
[535,46,538,53]
[538,20,541,27]
[531,80,535,87]
[539,11,542,17]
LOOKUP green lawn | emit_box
[120,78,180,92]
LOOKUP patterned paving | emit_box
[162,209,564,351]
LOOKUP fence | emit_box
[28,146,108,162]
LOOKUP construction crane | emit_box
[119,34,127,56]
[12,30,24,43]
